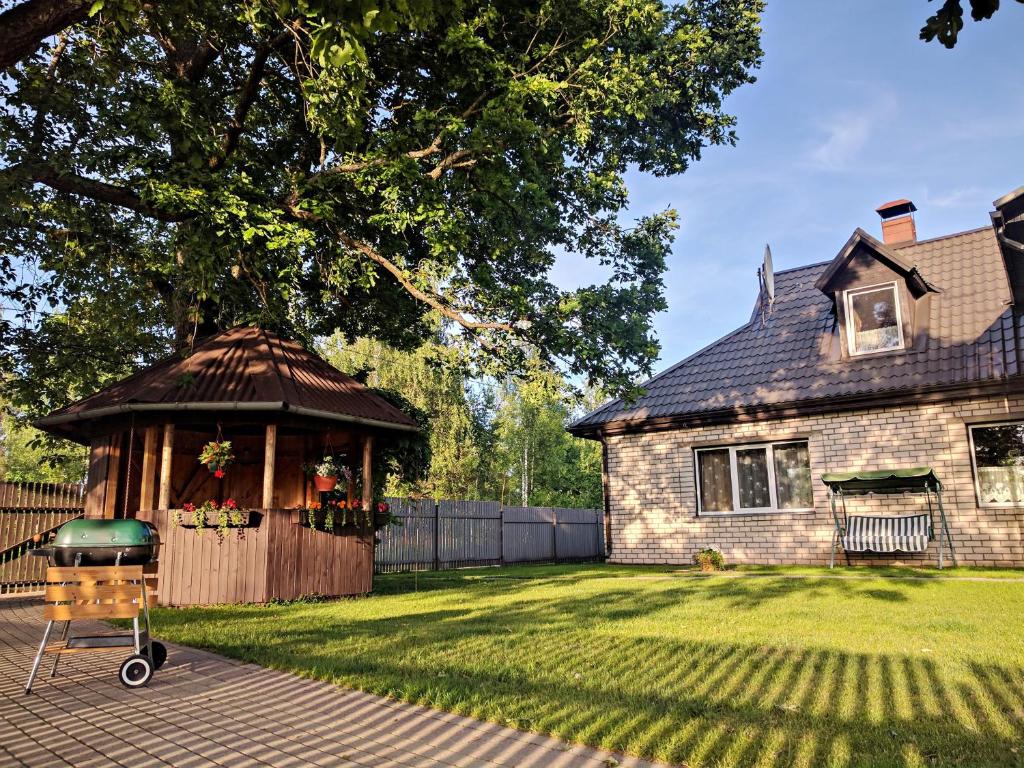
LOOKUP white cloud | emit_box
[802,88,899,172]
[805,112,874,171]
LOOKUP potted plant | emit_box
[694,547,725,572]
[310,457,350,492]
[373,501,394,529]
[174,498,245,537]
[199,440,234,479]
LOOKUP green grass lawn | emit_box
[147,564,1024,767]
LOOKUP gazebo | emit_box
[35,326,417,605]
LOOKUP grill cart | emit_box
[25,519,166,693]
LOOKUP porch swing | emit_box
[821,467,956,569]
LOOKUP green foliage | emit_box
[0,0,765,422]
[322,334,603,507]
[323,333,482,498]
[490,362,604,508]
[920,0,1022,47]
[694,547,725,570]
[0,410,87,483]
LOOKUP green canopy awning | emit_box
[820,467,940,494]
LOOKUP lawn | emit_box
[147,564,1024,767]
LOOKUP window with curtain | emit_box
[971,422,1024,506]
[844,282,904,355]
[695,440,812,514]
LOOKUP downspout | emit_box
[599,433,612,559]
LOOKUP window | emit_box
[844,282,904,355]
[695,440,813,514]
[970,422,1024,506]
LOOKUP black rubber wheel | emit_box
[144,641,167,670]
[118,654,153,688]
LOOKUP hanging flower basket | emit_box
[199,440,234,478]
[309,458,349,492]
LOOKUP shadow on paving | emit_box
[151,576,1024,767]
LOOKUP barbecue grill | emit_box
[32,518,159,566]
[25,518,166,692]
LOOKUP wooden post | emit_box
[84,437,112,519]
[101,434,122,519]
[157,424,174,510]
[138,426,159,512]
[263,424,277,509]
[361,434,373,511]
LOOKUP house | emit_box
[569,186,1024,567]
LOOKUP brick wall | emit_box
[604,394,1024,567]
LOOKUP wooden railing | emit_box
[0,482,86,596]
[0,508,85,596]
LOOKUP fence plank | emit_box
[375,498,602,573]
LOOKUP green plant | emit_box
[199,441,234,478]
[176,498,244,537]
[694,547,725,571]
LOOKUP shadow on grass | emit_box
[151,576,1024,767]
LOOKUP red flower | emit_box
[223,498,237,509]
[183,503,196,513]
[352,500,362,510]
[377,502,389,514]
[208,499,219,509]
[214,468,225,479]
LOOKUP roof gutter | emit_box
[35,401,418,434]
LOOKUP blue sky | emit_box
[557,1,1024,374]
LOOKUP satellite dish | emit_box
[762,243,775,304]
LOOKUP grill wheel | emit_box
[118,655,153,688]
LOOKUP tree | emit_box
[489,364,603,508]
[322,332,487,499]
[920,0,1023,47]
[0,0,764,423]
[0,409,86,482]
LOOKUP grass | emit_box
[146,564,1024,767]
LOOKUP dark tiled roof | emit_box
[573,226,1022,433]
[37,326,416,440]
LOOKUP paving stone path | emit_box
[0,598,665,768]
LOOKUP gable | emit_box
[814,228,931,297]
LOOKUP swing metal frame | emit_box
[823,467,956,569]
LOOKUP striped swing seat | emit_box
[842,513,932,554]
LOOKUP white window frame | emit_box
[968,420,1024,508]
[844,280,905,356]
[694,439,813,516]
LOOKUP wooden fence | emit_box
[0,482,604,593]
[0,482,86,595]
[375,498,605,573]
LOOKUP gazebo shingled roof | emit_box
[36,326,416,442]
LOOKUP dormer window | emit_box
[844,281,904,355]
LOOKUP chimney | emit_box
[876,199,918,245]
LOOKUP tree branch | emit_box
[335,231,514,334]
[209,28,293,170]
[0,0,90,71]
[6,161,194,222]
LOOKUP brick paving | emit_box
[0,597,666,768]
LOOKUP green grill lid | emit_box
[53,518,157,548]
[820,467,940,494]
